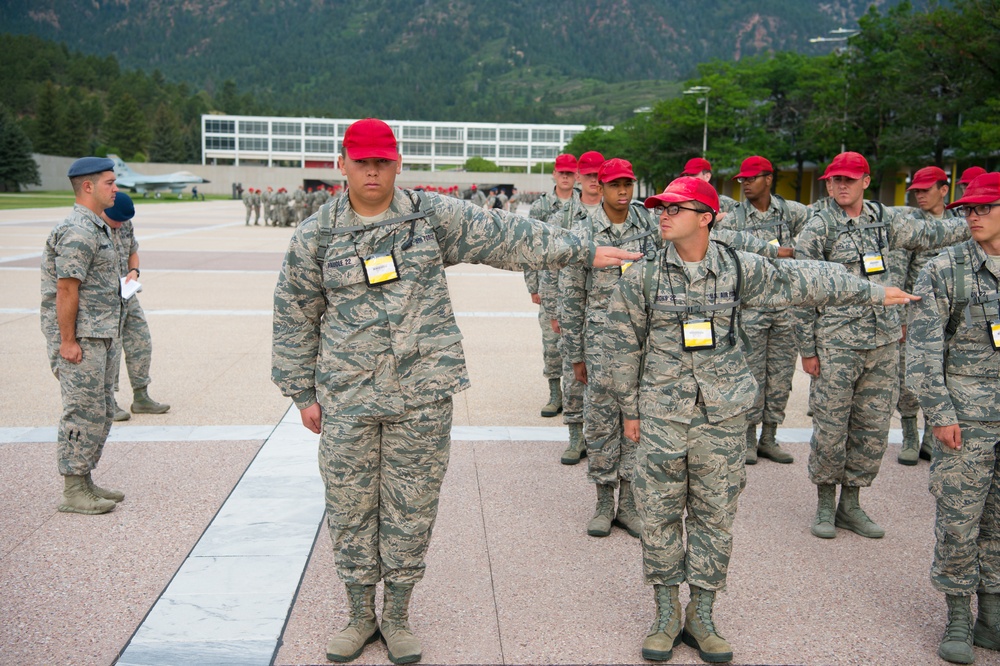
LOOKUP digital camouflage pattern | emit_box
[525,188,587,421]
[606,242,883,590]
[716,196,811,427]
[906,241,1000,594]
[559,202,659,485]
[794,201,971,486]
[272,188,596,584]
[242,189,253,224]
[112,220,153,391]
[40,204,124,476]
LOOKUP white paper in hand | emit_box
[120,277,141,300]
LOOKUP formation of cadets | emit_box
[524,150,998,665]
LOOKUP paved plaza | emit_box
[0,199,993,665]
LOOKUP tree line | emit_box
[565,0,1000,196]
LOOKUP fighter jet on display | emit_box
[108,155,209,197]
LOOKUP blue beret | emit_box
[104,192,135,222]
[67,156,115,178]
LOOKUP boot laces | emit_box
[695,593,718,634]
[945,604,973,642]
[384,586,411,629]
[346,587,371,627]
[653,588,675,632]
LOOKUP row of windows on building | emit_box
[204,119,570,145]
[204,135,563,159]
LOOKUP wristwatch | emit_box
[128,267,140,278]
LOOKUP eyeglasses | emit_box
[735,173,770,184]
[960,203,1000,217]
[654,204,705,216]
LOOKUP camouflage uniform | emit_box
[718,194,738,216]
[794,202,971,487]
[907,241,1000,595]
[242,189,253,224]
[560,203,659,485]
[272,188,596,585]
[275,190,290,227]
[252,190,262,225]
[111,220,154,394]
[293,187,307,225]
[716,196,811,430]
[262,189,274,225]
[526,188,586,420]
[606,243,886,590]
[40,204,123,476]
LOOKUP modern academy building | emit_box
[201,115,591,172]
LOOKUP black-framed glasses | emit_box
[654,204,704,216]
[735,173,770,184]
[960,203,1000,217]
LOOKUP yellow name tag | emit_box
[863,253,886,275]
[991,321,1000,351]
[682,319,715,351]
[620,261,633,276]
[363,253,400,286]
[768,239,780,246]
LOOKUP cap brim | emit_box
[907,180,939,191]
[645,192,693,208]
[947,193,1000,209]
[825,169,867,180]
[345,148,400,161]
[732,170,764,180]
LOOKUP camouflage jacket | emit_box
[606,242,884,425]
[525,188,586,319]
[40,204,124,341]
[793,201,970,355]
[559,203,659,363]
[271,188,596,416]
[112,220,139,277]
[906,240,1000,424]
[719,193,738,216]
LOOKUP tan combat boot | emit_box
[614,479,641,538]
[744,423,757,465]
[835,485,885,538]
[540,378,562,417]
[898,416,920,465]
[939,594,974,664]
[587,484,615,537]
[112,396,131,422]
[811,484,836,539]
[756,423,793,464]
[560,422,587,465]
[975,591,1000,650]
[131,387,171,414]
[58,475,116,515]
[85,472,124,502]
[326,584,379,663]
[642,584,682,661]
[381,582,421,665]
[682,585,733,663]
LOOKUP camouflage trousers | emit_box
[114,297,152,393]
[929,421,1000,595]
[584,349,635,486]
[743,307,797,427]
[48,337,119,476]
[538,307,561,379]
[560,350,584,424]
[895,337,920,418]
[807,343,898,487]
[319,397,452,586]
[633,408,747,591]
[244,204,252,224]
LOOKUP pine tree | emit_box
[34,82,64,155]
[148,103,186,163]
[0,105,41,192]
[104,93,151,160]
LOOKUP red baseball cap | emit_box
[947,172,1000,209]
[907,166,948,191]
[681,157,712,176]
[598,158,635,183]
[554,153,579,173]
[644,176,720,214]
[958,166,987,185]
[733,156,773,180]
[578,151,605,175]
[342,118,400,161]
[824,152,870,179]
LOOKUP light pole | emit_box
[683,86,711,157]
[810,28,859,153]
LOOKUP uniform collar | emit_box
[74,203,111,233]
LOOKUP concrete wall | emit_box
[30,154,559,197]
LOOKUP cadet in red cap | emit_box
[559,158,658,539]
[577,150,605,214]
[892,166,966,465]
[271,119,639,665]
[717,156,812,465]
[606,175,920,664]
[956,166,987,200]
[794,151,971,542]
[906,172,1000,664]
[680,157,738,214]
[526,152,588,466]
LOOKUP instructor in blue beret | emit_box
[40,157,127,514]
